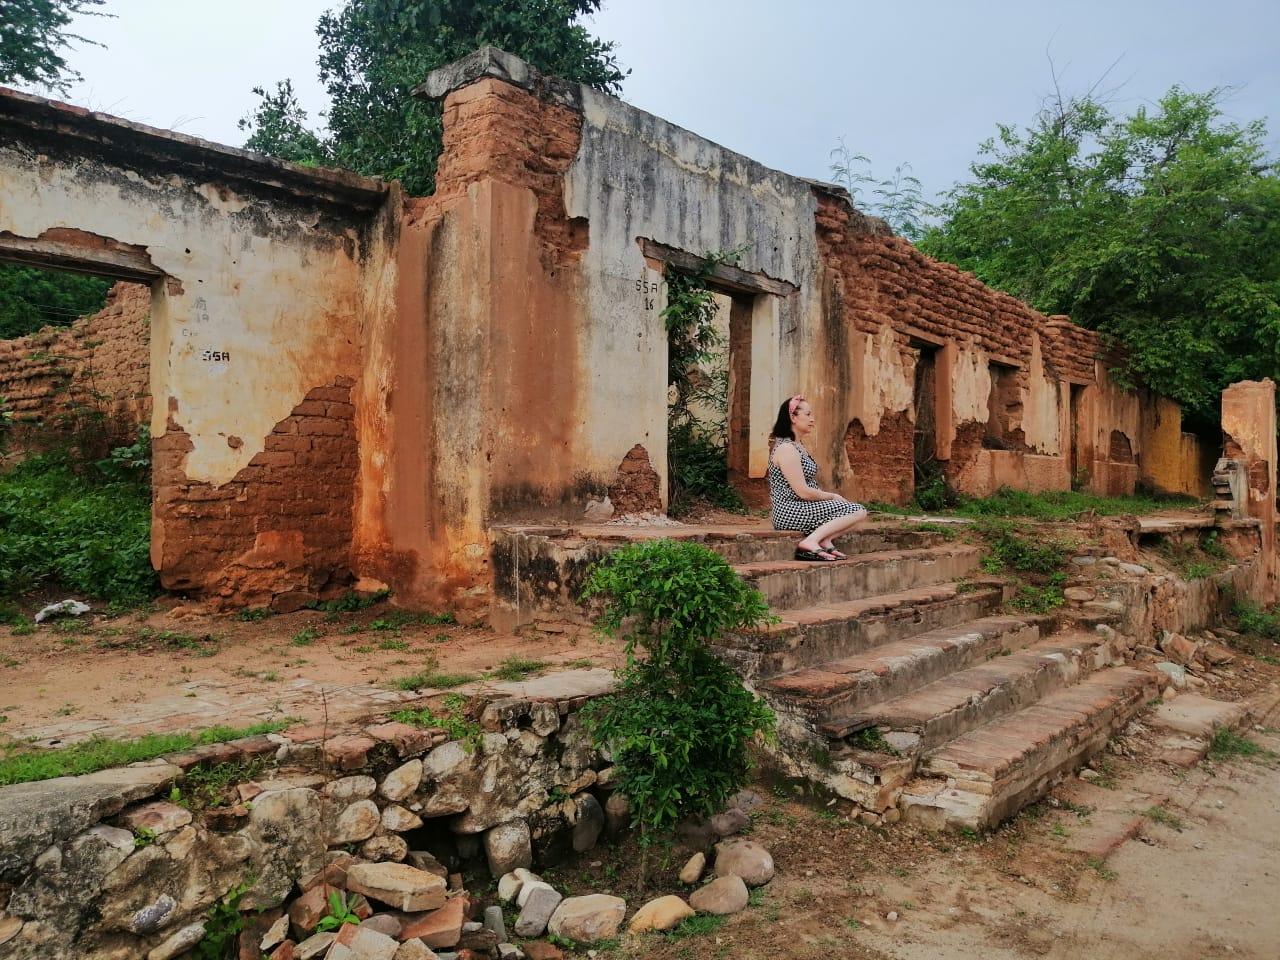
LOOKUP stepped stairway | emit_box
[706,524,1160,830]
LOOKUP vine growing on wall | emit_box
[663,250,747,517]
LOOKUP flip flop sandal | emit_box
[794,548,839,562]
[824,548,849,560]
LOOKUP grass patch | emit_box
[290,627,321,647]
[388,655,477,691]
[664,912,727,940]
[0,719,290,786]
[846,726,901,756]
[490,656,548,682]
[955,487,1196,522]
[236,607,273,622]
[1208,728,1276,762]
[389,695,480,747]
[377,637,409,651]
[309,589,390,613]
[1144,805,1184,830]
[0,454,155,604]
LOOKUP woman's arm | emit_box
[773,444,842,502]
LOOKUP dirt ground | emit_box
[0,600,622,747]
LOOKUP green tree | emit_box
[236,80,330,167]
[241,0,626,194]
[0,0,107,94]
[829,138,927,240]
[0,263,111,339]
[919,85,1280,426]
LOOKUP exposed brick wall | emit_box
[436,78,586,267]
[0,281,150,454]
[844,411,914,505]
[153,379,357,606]
[607,443,661,515]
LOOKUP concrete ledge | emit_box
[413,46,582,110]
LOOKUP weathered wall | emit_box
[0,88,392,603]
[0,281,150,455]
[1221,379,1278,600]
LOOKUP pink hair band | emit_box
[788,394,805,416]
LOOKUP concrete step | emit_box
[760,614,1047,721]
[827,630,1114,752]
[713,581,1005,681]
[705,525,954,565]
[734,544,982,609]
[901,666,1160,829]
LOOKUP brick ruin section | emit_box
[153,380,357,608]
[0,281,150,456]
[607,443,662,514]
[435,77,586,267]
[812,191,1136,497]
[844,412,914,505]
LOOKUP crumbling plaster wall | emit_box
[563,84,818,496]
[1221,379,1278,600]
[0,91,393,602]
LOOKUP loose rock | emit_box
[628,895,695,932]
[483,904,507,940]
[400,897,466,948]
[381,760,424,802]
[485,820,532,877]
[514,884,563,938]
[678,852,705,885]
[710,807,749,837]
[688,875,749,915]
[345,863,447,912]
[382,805,425,833]
[330,923,400,960]
[147,921,206,960]
[713,839,775,886]
[296,932,337,960]
[323,776,377,802]
[394,940,440,960]
[361,834,410,862]
[571,794,605,852]
[547,894,626,944]
[331,800,382,844]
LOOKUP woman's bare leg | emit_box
[798,507,868,553]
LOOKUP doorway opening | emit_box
[1069,383,1088,488]
[911,341,949,510]
[664,268,751,518]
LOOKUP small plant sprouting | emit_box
[315,890,361,933]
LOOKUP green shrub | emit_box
[580,540,775,845]
[974,518,1067,575]
[0,455,154,603]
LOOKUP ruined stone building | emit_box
[0,48,1249,616]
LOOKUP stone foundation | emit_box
[0,675,616,959]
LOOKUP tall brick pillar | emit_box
[1221,379,1278,601]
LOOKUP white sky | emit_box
[47,0,1280,201]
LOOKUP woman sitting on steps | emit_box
[768,394,868,561]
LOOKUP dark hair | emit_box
[770,398,796,440]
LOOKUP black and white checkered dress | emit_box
[768,439,865,534]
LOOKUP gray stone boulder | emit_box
[484,820,532,876]
[513,883,562,937]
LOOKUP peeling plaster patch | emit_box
[848,324,912,437]
[951,341,991,429]
[1021,333,1062,455]
[195,182,251,215]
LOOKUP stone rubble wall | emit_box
[0,684,614,959]
[0,281,151,457]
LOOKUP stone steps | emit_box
[713,581,1005,681]
[825,630,1114,752]
[707,525,951,565]
[760,614,1047,721]
[899,666,1160,829]
[733,544,982,609]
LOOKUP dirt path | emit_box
[0,604,621,747]
[553,721,1280,960]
